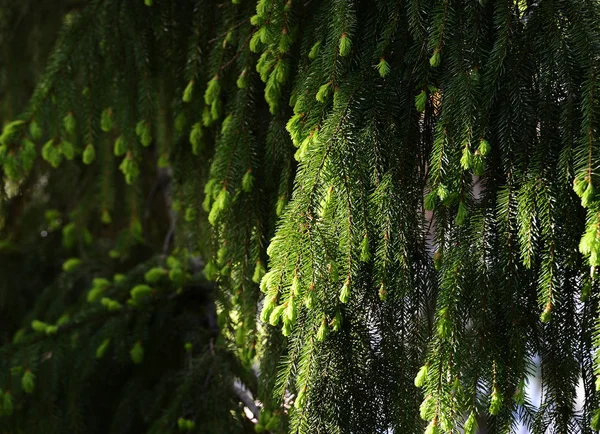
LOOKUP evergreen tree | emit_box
[1,0,600,433]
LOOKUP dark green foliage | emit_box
[2,0,600,433]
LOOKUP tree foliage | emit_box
[1,0,600,433]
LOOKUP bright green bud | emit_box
[215,246,228,265]
[513,378,525,405]
[282,319,292,336]
[119,154,140,184]
[113,273,126,283]
[62,257,82,272]
[339,33,352,56]
[130,218,143,241]
[424,191,437,211]
[42,139,62,168]
[463,412,478,434]
[249,29,263,52]
[415,90,427,112]
[359,234,371,262]
[175,112,187,132]
[60,140,75,160]
[255,0,268,16]
[101,108,113,132]
[429,50,441,67]
[261,296,277,323]
[316,317,328,342]
[189,122,203,155]
[216,188,230,210]
[130,284,153,302]
[455,201,468,225]
[140,124,152,147]
[316,81,332,103]
[114,136,127,156]
[178,418,187,430]
[574,176,588,197]
[478,138,491,156]
[31,320,48,333]
[82,144,96,164]
[92,277,110,289]
[424,420,439,434]
[305,284,317,309]
[204,76,220,105]
[96,338,111,358]
[135,120,144,136]
[184,342,193,352]
[473,153,485,175]
[414,364,428,388]
[274,59,289,84]
[489,386,503,415]
[182,80,194,103]
[101,297,122,311]
[29,120,42,141]
[144,0,152,6]
[44,325,58,335]
[221,115,234,134]
[184,206,197,222]
[157,153,169,168]
[144,267,167,283]
[461,146,473,170]
[332,310,342,332]
[186,420,196,430]
[582,181,595,208]
[286,113,303,146]
[101,209,112,224]
[208,189,230,225]
[308,41,321,59]
[242,170,255,193]
[2,391,13,416]
[437,183,449,201]
[379,282,387,301]
[21,370,35,394]
[540,302,552,323]
[57,314,70,325]
[252,260,266,283]
[580,224,598,255]
[21,139,37,172]
[376,58,391,78]
[237,68,248,89]
[63,112,76,135]
[420,395,435,420]
[264,76,281,114]
[294,387,307,409]
[130,341,144,364]
[260,270,276,293]
[87,286,105,303]
[339,279,351,304]
[169,267,183,285]
[279,28,292,53]
[269,304,286,326]
[0,120,25,146]
[285,297,297,322]
[290,275,300,296]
